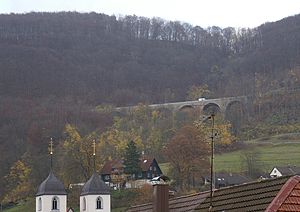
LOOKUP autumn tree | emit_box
[164,125,210,190]
[195,116,236,152]
[3,160,32,203]
[61,124,103,183]
[186,84,211,101]
[100,104,166,159]
[99,125,143,159]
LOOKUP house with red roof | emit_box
[127,175,300,212]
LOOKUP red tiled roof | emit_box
[196,175,300,212]
[128,176,300,212]
[100,156,157,174]
[276,176,300,212]
[168,192,208,212]
[127,203,152,212]
[100,159,123,175]
[127,192,209,212]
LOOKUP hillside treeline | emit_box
[1,12,299,105]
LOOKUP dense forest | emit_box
[1,12,300,104]
[1,12,300,209]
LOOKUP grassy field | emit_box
[161,133,300,174]
[215,133,300,173]
[3,199,35,212]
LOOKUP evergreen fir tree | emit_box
[123,140,141,177]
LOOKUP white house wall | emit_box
[270,168,282,177]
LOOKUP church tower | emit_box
[80,140,111,212]
[36,138,67,212]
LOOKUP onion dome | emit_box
[81,173,110,196]
[36,171,67,196]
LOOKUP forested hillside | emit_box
[1,12,299,104]
[1,12,300,208]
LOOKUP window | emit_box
[83,197,86,211]
[52,196,59,210]
[96,196,102,209]
[38,197,42,211]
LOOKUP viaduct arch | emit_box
[115,96,248,120]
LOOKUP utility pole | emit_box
[209,113,215,212]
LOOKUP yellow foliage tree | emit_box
[3,160,31,203]
[195,117,236,151]
[62,124,104,182]
[99,128,143,159]
[186,84,210,101]
[216,122,236,147]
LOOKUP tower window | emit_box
[52,196,59,210]
[83,197,86,211]
[96,196,102,209]
[38,197,42,211]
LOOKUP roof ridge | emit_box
[170,190,210,201]
[128,202,152,209]
[265,175,300,212]
[214,175,290,191]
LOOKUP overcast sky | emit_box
[0,0,299,28]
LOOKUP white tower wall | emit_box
[36,195,67,212]
[80,194,111,212]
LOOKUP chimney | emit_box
[153,184,169,212]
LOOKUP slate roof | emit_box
[275,166,300,176]
[80,172,110,196]
[140,157,154,172]
[140,156,160,172]
[36,171,67,196]
[127,175,300,212]
[205,172,251,187]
